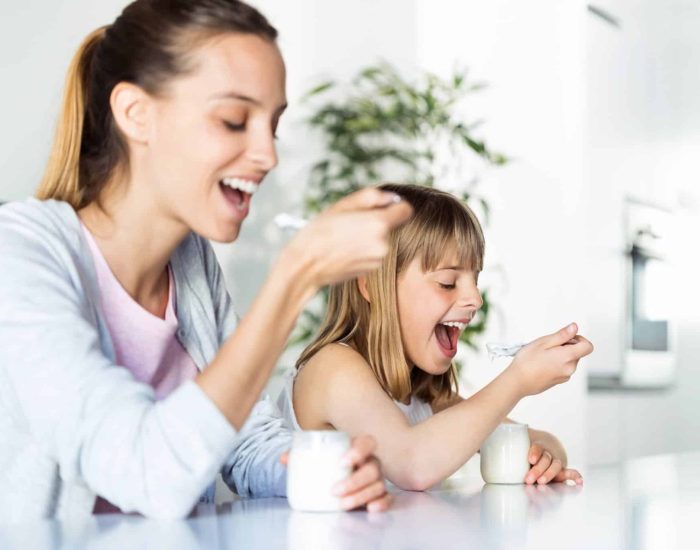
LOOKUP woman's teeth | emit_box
[221,177,259,195]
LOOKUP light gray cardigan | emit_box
[0,199,292,523]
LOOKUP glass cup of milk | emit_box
[480,423,531,484]
[287,431,351,512]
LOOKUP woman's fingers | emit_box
[333,457,382,496]
[333,436,391,512]
[525,450,553,484]
[340,480,388,511]
[367,493,393,513]
[328,188,402,214]
[343,434,377,468]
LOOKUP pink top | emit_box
[82,225,199,513]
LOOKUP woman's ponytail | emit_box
[36,0,278,210]
[36,27,106,208]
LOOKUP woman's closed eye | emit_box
[223,119,279,140]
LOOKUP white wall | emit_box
[584,0,700,464]
[0,1,125,200]
[413,0,589,465]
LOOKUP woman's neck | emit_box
[78,182,190,317]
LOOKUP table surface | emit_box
[2,451,699,550]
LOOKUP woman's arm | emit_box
[197,188,412,429]
[295,326,592,491]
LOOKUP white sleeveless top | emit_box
[277,346,433,430]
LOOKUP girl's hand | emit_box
[525,441,583,486]
[285,188,413,289]
[280,435,392,512]
[508,323,594,397]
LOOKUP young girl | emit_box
[0,0,412,521]
[279,184,594,491]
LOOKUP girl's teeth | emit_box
[442,321,467,331]
[221,177,259,195]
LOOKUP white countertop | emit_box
[2,451,699,549]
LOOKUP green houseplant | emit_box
[290,63,506,360]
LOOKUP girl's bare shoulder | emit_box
[298,342,376,388]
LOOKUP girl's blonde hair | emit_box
[296,183,485,405]
[36,0,278,209]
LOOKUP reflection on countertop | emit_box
[2,451,699,549]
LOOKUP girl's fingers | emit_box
[553,468,584,485]
[333,458,382,496]
[340,480,388,511]
[528,443,544,465]
[525,451,553,484]
[536,458,564,485]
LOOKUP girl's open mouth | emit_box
[434,321,468,358]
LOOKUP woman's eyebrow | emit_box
[209,91,288,113]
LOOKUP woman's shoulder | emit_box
[0,198,79,240]
[0,198,87,270]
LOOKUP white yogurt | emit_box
[480,423,531,484]
[287,431,351,512]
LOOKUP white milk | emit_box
[480,423,531,484]
[287,431,351,512]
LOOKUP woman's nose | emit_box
[247,129,278,171]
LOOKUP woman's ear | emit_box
[110,82,152,144]
[357,276,371,303]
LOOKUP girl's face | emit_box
[145,33,287,242]
[396,253,483,375]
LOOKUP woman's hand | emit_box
[285,188,413,290]
[525,440,583,486]
[508,323,594,397]
[281,435,392,512]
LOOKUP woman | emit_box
[0,0,411,521]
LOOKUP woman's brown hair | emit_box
[297,183,486,405]
[36,0,277,209]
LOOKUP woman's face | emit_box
[145,33,287,242]
[396,253,483,375]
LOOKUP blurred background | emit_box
[1,0,699,470]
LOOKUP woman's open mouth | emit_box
[219,177,259,217]
[434,320,468,358]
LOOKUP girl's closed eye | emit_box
[223,119,246,132]
[438,282,456,290]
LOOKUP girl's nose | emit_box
[459,285,483,311]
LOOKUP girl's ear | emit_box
[357,276,371,303]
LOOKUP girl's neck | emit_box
[78,180,190,316]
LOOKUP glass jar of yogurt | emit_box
[287,431,351,512]
[480,423,530,484]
